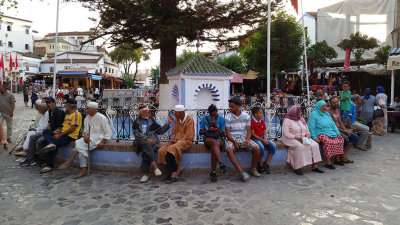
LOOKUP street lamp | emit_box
[52,0,60,98]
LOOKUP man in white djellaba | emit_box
[58,102,112,178]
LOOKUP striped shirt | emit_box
[225,111,251,138]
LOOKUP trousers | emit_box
[1,114,13,140]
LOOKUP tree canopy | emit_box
[337,32,379,69]
[307,40,337,68]
[73,0,283,84]
[240,11,303,78]
[374,45,391,66]
[215,54,247,74]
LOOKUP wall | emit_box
[299,14,317,45]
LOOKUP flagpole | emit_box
[52,0,60,98]
[300,0,310,104]
[266,0,271,107]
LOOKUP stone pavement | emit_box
[1,94,400,225]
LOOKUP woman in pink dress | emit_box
[282,105,324,175]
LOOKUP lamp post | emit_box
[266,0,271,107]
[52,0,60,98]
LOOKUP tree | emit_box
[176,50,196,66]
[108,43,149,81]
[337,32,379,69]
[307,40,338,68]
[74,0,283,86]
[375,45,391,65]
[240,11,303,78]
[215,54,247,74]
[0,0,18,15]
[121,73,136,89]
[150,66,160,87]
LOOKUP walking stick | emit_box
[8,137,24,154]
[87,125,91,176]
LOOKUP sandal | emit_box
[40,166,53,174]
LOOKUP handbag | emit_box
[204,117,221,139]
[374,108,384,118]
[378,97,386,108]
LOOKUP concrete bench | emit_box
[56,140,289,172]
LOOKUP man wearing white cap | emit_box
[58,101,112,178]
[158,105,195,184]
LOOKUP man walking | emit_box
[0,85,16,143]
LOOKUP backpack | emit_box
[378,97,386,108]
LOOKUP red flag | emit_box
[0,54,4,71]
[291,0,298,14]
[15,53,18,70]
[344,49,351,71]
[9,53,12,71]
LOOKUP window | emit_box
[0,41,2,47]
[8,41,13,48]
[25,44,30,50]
[105,67,107,73]
[50,67,53,72]
[7,25,11,31]
[26,66,29,71]
[90,41,94,45]
[112,69,114,73]
[99,68,102,73]
[25,28,29,34]
[39,67,41,72]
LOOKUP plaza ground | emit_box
[0,94,399,225]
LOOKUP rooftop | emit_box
[44,31,94,38]
[166,53,232,76]
[46,37,71,45]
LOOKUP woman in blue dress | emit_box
[360,88,375,129]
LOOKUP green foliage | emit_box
[215,54,247,74]
[121,73,136,89]
[307,40,338,68]
[375,45,391,65]
[240,11,303,78]
[0,0,18,14]
[176,50,196,66]
[109,43,149,78]
[150,66,160,87]
[337,32,379,68]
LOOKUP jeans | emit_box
[27,132,44,161]
[136,139,158,173]
[340,132,359,147]
[1,114,13,140]
[42,129,75,148]
[252,137,276,157]
[340,110,350,121]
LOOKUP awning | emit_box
[58,68,95,76]
[89,75,102,81]
[231,71,243,83]
[243,70,259,80]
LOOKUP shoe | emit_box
[140,175,150,183]
[257,164,267,174]
[312,168,324,173]
[6,139,12,143]
[251,168,261,177]
[294,169,304,175]
[210,171,217,183]
[263,162,271,174]
[166,176,178,184]
[40,144,57,154]
[325,164,336,170]
[15,147,24,152]
[14,151,27,157]
[220,164,228,174]
[241,171,250,182]
[154,168,162,177]
[334,161,345,166]
[19,159,36,167]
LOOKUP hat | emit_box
[87,102,98,109]
[44,97,56,103]
[35,99,42,105]
[174,105,185,112]
[228,97,242,105]
[351,94,360,101]
[66,98,77,105]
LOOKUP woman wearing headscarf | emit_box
[373,86,388,136]
[282,105,324,175]
[360,88,376,129]
[307,101,345,170]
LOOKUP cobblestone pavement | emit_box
[1,94,400,225]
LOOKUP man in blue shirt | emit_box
[199,104,227,182]
[348,95,370,151]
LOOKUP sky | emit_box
[4,0,344,72]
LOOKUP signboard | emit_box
[387,57,400,70]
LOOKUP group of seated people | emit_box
[16,92,371,183]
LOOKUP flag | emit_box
[344,49,351,71]
[0,54,4,71]
[291,0,298,14]
[9,53,12,71]
[15,53,18,70]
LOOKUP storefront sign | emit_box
[388,57,400,70]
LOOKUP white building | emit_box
[0,15,34,54]
[299,12,317,45]
[42,30,103,54]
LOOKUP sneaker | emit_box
[263,162,271,174]
[210,171,217,183]
[257,164,266,174]
[15,147,24,152]
[219,164,228,174]
[19,159,36,167]
[14,151,27,157]
[140,175,150,183]
[251,168,261,177]
[6,139,12,143]
[40,144,57,154]
[154,168,162,177]
[241,171,250,182]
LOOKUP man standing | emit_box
[349,95,370,151]
[0,85,16,143]
[58,102,111,178]
[225,97,261,182]
[328,96,359,164]
[39,98,82,173]
[133,105,173,183]
[0,120,8,149]
[20,97,66,166]
[158,105,194,184]
[77,86,84,96]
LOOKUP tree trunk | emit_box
[159,38,177,84]
[133,62,138,81]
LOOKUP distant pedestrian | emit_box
[360,88,375,129]
[0,85,16,143]
[23,86,29,107]
[372,86,388,136]
[30,88,38,108]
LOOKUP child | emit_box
[339,81,351,123]
[251,107,277,174]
